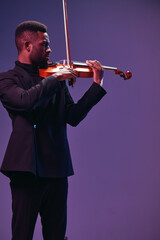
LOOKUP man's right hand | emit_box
[53,67,77,84]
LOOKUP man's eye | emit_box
[43,42,49,48]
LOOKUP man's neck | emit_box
[18,54,32,65]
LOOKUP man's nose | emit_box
[46,46,52,53]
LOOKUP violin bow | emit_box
[62,0,72,67]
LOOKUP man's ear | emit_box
[25,41,31,52]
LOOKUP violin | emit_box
[39,0,132,85]
[39,60,132,80]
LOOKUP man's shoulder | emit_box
[0,66,20,81]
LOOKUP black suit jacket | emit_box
[0,61,106,178]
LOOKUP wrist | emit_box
[93,70,104,86]
[94,79,101,85]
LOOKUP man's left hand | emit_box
[86,60,103,85]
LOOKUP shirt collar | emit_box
[15,61,39,74]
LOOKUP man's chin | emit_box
[38,60,48,69]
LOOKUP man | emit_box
[0,21,106,240]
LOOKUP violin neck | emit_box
[72,61,118,71]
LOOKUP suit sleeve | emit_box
[0,75,61,112]
[65,82,107,126]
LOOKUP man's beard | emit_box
[37,59,48,69]
[31,52,49,68]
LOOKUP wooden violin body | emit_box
[39,61,93,78]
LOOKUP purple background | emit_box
[0,0,160,239]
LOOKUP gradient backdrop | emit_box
[0,0,160,239]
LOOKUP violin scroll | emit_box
[115,70,132,80]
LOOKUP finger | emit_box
[69,69,77,78]
[59,68,76,78]
[93,60,102,69]
[86,60,94,67]
[86,60,102,69]
[72,73,77,78]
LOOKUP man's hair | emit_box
[15,20,47,53]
